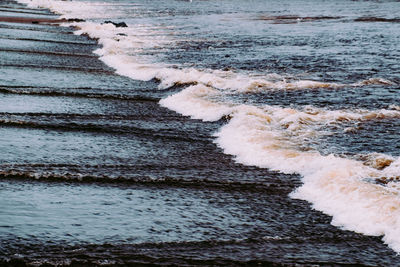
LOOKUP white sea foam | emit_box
[17,0,400,254]
[17,0,397,92]
[160,85,235,121]
[162,84,400,251]
[219,108,400,251]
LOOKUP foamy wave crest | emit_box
[85,24,397,92]
[160,85,234,121]
[162,84,400,251]
[17,0,397,94]
[79,35,395,92]
[76,22,396,91]
[218,108,400,252]
[162,84,400,123]
[91,45,394,92]
[355,78,396,86]
[93,51,396,93]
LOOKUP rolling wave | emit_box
[0,86,159,100]
[0,166,289,194]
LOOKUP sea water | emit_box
[2,0,400,265]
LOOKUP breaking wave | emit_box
[161,84,400,251]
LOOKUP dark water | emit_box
[1,0,400,265]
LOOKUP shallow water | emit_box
[1,0,400,265]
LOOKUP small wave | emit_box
[0,47,98,58]
[355,17,400,23]
[0,86,158,101]
[253,15,343,24]
[160,85,234,121]
[95,50,396,94]
[389,105,400,111]
[94,51,397,93]
[0,63,113,73]
[161,84,400,123]
[0,35,96,45]
[355,78,395,86]
[0,117,159,137]
[0,167,285,193]
[0,118,117,133]
[0,7,53,16]
[0,115,212,143]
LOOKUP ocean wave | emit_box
[0,86,159,101]
[96,51,396,93]
[67,21,397,93]
[215,107,400,251]
[15,0,400,254]
[0,166,287,193]
[161,84,400,123]
[354,16,400,23]
[161,83,400,251]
